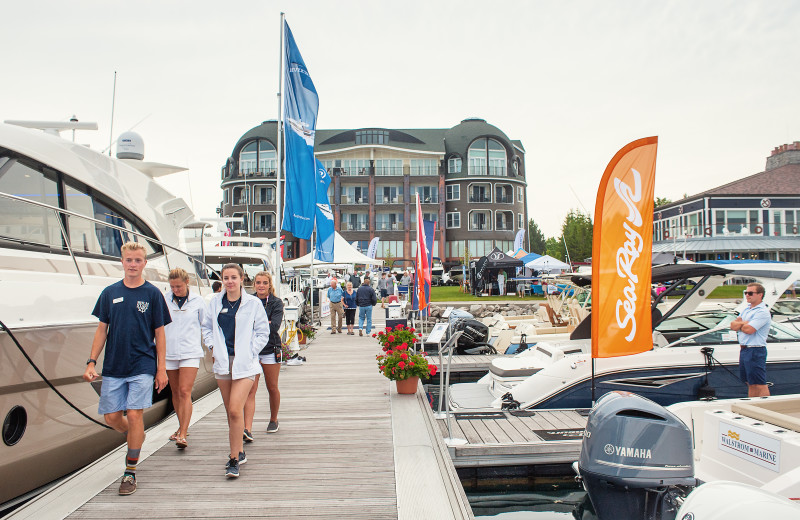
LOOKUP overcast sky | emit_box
[2,1,797,237]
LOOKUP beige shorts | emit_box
[214,356,256,381]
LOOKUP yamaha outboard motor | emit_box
[576,392,696,520]
[451,319,493,354]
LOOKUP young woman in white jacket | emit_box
[201,264,269,478]
[164,268,207,449]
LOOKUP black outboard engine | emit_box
[450,319,493,354]
[576,392,696,520]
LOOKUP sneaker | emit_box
[238,451,247,465]
[225,458,239,478]
[286,358,303,366]
[337,329,343,333]
[359,330,363,336]
[118,474,137,495]
[243,429,254,443]
[331,330,337,334]
[266,421,279,433]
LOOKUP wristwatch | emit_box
[86,358,97,365]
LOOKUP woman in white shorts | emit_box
[244,271,284,439]
[202,263,268,478]
[164,268,207,449]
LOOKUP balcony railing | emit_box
[253,197,275,205]
[377,197,401,204]
[469,195,491,203]
[252,225,276,233]
[375,167,403,176]
[469,223,491,231]
[496,195,512,203]
[341,196,369,204]
[341,222,369,231]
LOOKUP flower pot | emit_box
[395,376,419,394]
[299,335,307,345]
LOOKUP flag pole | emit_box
[275,12,285,297]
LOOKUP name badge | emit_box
[221,308,228,313]
[113,297,124,304]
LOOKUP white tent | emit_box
[526,254,571,273]
[283,232,384,267]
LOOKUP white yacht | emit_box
[0,122,217,506]
[449,262,800,411]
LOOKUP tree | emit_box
[383,250,395,270]
[527,219,546,254]
[544,237,564,260]
[654,196,672,209]
[561,209,593,263]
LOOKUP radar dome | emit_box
[116,131,145,160]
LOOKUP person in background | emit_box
[351,271,361,289]
[730,282,772,397]
[497,270,506,296]
[356,276,378,336]
[164,268,207,450]
[327,277,344,334]
[343,281,357,335]
[377,272,390,305]
[83,242,171,496]
[244,271,284,439]
[212,281,223,293]
[202,263,268,478]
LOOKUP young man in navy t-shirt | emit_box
[83,242,171,496]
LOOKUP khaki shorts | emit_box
[214,356,256,381]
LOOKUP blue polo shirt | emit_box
[327,286,344,303]
[217,295,241,356]
[92,280,172,378]
[737,302,771,347]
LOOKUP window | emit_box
[469,183,491,203]
[448,156,462,174]
[446,184,460,201]
[495,210,513,231]
[341,213,368,231]
[446,212,460,229]
[340,159,370,176]
[355,130,389,145]
[341,186,369,204]
[378,240,403,257]
[713,209,758,236]
[239,142,257,175]
[773,209,800,236]
[223,189,229,204]
[446,240,464,258]
[410,159,438,176]
[0,159,62,249]
[258,141,277,174]
[495,184,513,203]
[410,240,439,259]
[467,239,494,257]
[376,185,403,204]
[231,212,248,233]
[374,159,402,176]
[411,212,438,224]
[468,138,506,176]
[252,212,276,232]
[409,185,438,203]
[518,213,524,229]
[469,210,491,231]
[517,186,523,202]
[253,186,275,205]
[375,213,402,230]
[233,186,249,205]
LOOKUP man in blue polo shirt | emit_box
[327,277,344,334]
[730,282,771,397]
[83,242,171,495]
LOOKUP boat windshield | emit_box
[661,311,800,347]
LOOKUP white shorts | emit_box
[259,353,277,365]
[165,357,202,370]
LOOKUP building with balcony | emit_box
[652,142,800,262]
[219,118,527,267]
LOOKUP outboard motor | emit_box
[450,319,493,354]
[576,392,696,520]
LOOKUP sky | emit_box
[2,1,798,238]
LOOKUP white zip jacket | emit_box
[201,292,269,379]
[164,290,207,361]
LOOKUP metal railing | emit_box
[436,330,467,445]
[0,191,220,288]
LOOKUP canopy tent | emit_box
[519,252,542,264]
[526,254,571,273]
[508,248,528,259]
[283,232,384,267]
[475,247,524,271]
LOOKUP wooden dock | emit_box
[435,409,587,468]
[443,354,501,373]
[9,313,473,520]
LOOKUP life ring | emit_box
[704,227,712,237]
[664,230,670,239]
[793,226,798,235]
[754,225,763,234]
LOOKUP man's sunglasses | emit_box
[743,291,760,296]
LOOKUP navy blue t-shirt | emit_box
[217,295,241,356]
[92,280,172,378]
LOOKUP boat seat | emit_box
[731,399,800,433]
[489,365,542,378]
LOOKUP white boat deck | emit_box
[8,313,472,520]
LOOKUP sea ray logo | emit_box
[613,168,644,342]
[605,443,652,459]
[316,203,333,221]
[137,301,149,313]
[286,117,315,146]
